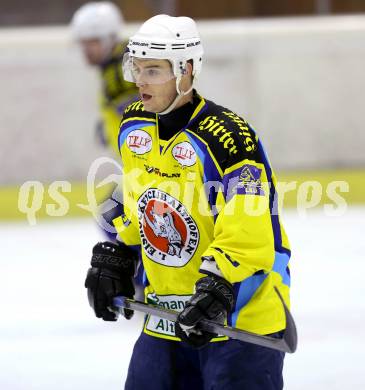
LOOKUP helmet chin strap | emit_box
[158,75,193,116]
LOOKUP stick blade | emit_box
[274,286,298,353]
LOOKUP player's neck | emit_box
[158,92,199,141]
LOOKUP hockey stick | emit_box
[112,286,297,353]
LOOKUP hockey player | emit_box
[85,14,291,389]
[71,2,138,241]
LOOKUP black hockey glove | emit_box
[85,241,138,321]
[175,274,234,348]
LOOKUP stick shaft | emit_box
[112,294,297,353]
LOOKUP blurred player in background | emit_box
[84,14,291,389]
[71,1,138,241]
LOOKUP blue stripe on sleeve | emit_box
[222,166,241,202]
[256,138,283,252]
[273,251,291,287]
[228,272,268,327]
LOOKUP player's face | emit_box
[133,59,178,113]
[79,38,106,65]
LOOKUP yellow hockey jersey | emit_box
[113,93,291,341]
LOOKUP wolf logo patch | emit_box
[237,164,265,196]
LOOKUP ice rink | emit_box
[1,207,364,389]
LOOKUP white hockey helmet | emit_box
[123,14,204,83]
[71,2,124,40]
[123,15,204,114]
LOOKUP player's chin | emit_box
[141,99,159,113]
[141,101,154,113]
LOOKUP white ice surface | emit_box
[1,207,365,389]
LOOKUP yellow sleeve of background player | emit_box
[100,103,122,155]
[99,42,138,156]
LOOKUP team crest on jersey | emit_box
[126,129,152,154]
[172,142,196,167]
[237,164,265,196]
[137,189,199,267]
